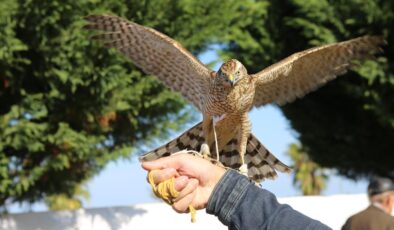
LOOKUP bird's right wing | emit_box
[84,15,212,111]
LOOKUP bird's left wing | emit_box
[251,35,385,107]
[84,15,212,111]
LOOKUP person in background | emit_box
[342,177,394,230]
[142,153,331,230]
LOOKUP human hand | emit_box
[141,153,226,213]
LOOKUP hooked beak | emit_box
[228,74,235,86]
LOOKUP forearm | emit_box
[206,170,331,230]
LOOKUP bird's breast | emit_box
[204,82,255,116]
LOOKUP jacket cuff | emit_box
[206,169,250,225]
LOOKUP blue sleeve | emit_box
[206,170,332,230]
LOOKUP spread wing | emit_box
[251,36,385,107]
[84,15,212,111]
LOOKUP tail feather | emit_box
[139,122,204,162]
[140,122,291,182]
[219,134,291,182]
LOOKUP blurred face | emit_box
[371,191,394,215]
[388,193,394,215]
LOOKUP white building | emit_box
[1,194,369,230]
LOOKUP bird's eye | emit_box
[236,70,240,75]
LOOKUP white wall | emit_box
[0,194,369,230]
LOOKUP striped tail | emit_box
[139,122,204,162]
[218,134,291,182]
[140,122,291,182]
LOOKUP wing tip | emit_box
[83,14,117,21]
[82,14,127,31]
[356,35,387,53]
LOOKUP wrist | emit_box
[212,165,226,185]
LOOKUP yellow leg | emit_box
[202,114,221,161]
[238,114,251,176]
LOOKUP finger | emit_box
[174,178,198,203]
[172,190,197,213]
[147,168,178,185]
[174,176,189,191]
[141,154,188,171]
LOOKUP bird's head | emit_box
[216,59,247,87]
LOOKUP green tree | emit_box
[0,0,248,209]
[287,143,327,195]
[2,0,393,208]
[44,184,89,211]
[223,0,394,180]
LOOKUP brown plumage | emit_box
[84,14,385,182]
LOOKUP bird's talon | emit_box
[199,143,211,159]
[239,164,248,176]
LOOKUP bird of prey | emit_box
[84,14,384,182]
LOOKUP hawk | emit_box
[84,14,384,182]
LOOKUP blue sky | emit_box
[82,105,367,208]
[9,48,368,213]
